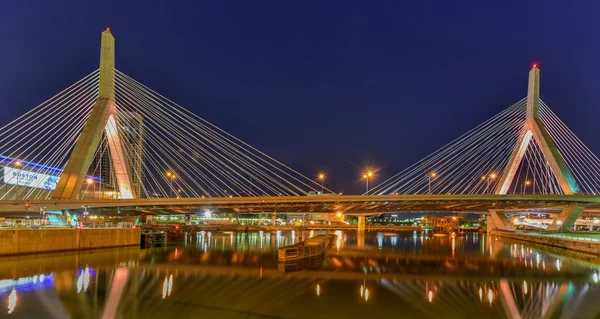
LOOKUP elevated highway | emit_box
[1,194,599,216]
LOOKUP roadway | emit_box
[1,193,600,216]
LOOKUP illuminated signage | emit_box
[2,167,59,190]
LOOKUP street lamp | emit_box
[166,172,176,198]
[363,171,373,194]
[82,206,89,228]
[14,160,22,200]
[39,206,46,228]
[428,172,437,194]
[85,178,94,199]
[482,173,496,194]
[523,180,531,193]
[318,174,325,194]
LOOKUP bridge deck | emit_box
[1,194,599,215]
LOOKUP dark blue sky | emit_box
[0,1,598,194]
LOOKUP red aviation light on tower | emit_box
[532,63,538,69]
[106,27,110,31]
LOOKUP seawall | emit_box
[0,228,141,256]
[491,230,600,255]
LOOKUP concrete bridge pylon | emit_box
[52,30,136,199]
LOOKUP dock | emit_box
[141,231,167,247]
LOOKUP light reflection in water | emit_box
[77,267,90,293]
[161,277,167,299]
[335,230,342,251]
[7,288,16,315]
[2,231,599,317]
[161,275,173,299]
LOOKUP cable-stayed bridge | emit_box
[1,30,600,231]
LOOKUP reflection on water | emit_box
[2,231,600,318]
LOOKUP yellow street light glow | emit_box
[367,171,373,177]
[86,178,94,185]
[490,173,497,179]
[336,211,342,217]
[15,161,22,167]
[430,172,437,177]
[525,180,531,185]
[363,174,367,179]
[318,174,325,179]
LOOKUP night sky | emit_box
[0,1,598,194]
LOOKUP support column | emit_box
[546,205,586,232]
[357,216,366,232]
[271,212,276,225]
[488,210,515,231]
[486,214,497,232]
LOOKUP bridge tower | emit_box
[491,65,583,231]
[52,29,136,199]
[495,65,580,195]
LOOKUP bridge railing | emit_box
[511,230,600,243]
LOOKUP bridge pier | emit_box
[546,204,586,232]
[486,214,497,232]
[488,210,515,231]
[357,216,365,232]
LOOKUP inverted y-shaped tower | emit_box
[495,65,580,195]
[489,65,584,232]
[52,29,136,199]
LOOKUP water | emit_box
[2,230,600,318]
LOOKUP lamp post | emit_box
[166,172,176,198]
[82,206,89,228]
[39,206,46,228]
[84,178,94,199]
[363,171,373,194]
[428,172,437,194]
[482,173,496,194]
[14,161,22,200]
[318,174,325,194]
[524,180,531,194]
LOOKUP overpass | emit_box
[1,194,600,215]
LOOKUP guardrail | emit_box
[509,230,600,243]
[0,222,135,230]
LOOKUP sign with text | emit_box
[2,167,59,190]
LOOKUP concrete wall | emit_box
[491,231,600,255]
[0,228,140,256]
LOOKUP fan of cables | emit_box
[0,70,99,200]
[101,69,331,198]
[370,98,600,195]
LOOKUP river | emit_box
[1,230,600,318]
